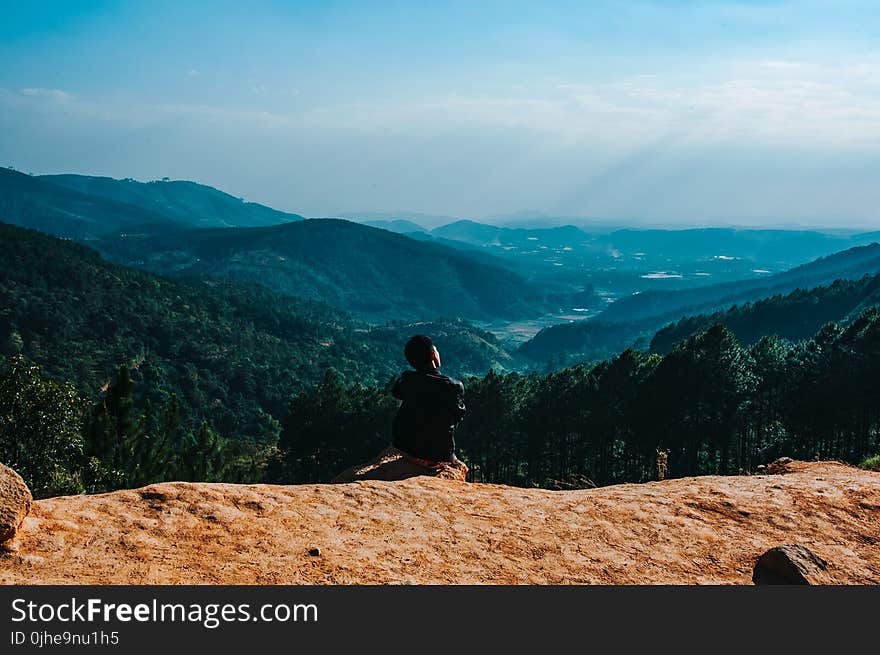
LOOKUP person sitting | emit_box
[391,335,467,470]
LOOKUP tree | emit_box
[82,366,179,490]
[273,370,398,483]
[0,356,84,497]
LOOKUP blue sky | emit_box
[1,0,879,227]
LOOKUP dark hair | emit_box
[404,334,434,370]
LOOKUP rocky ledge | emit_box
[1,460,878,584]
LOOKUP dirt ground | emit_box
[2,460,878,584]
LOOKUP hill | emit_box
[520,242,880,365]
[650,273,880,354]
[0,169,302,240]
[517,318,655,365]
[430,222,861,277]
[96,219,550,322]
[600,242,880,324]
[361,219,427,233]
[0,222,514,447]
[2,460,877,584]
[604,228,850,265]
[432,220,594,253]
[0,167,180,239]
[42,173,303,228]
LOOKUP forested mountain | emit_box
[0,169,558,322]
[603,228,851,265]
[0,222,514,452]
[600,242,880,323]
[96,219,551,321]
[519,243,880,366]
[0,168,302,241]
[0,167,180,239]
[432,220,595,253]
[43,173,303,228]
[650,273,880,354]
[517,318,656,367]
[430,221,863,274]
[4,221,879,498]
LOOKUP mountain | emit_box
[0,169,302,241]
[0,167,180,239]
[649,273,880,354]
[0,222,515,444]
[518,242,880,365]
[428,221,869,304]
[432,220,593,250]
[431,222,854,270]
[517,318,656,366]
[600,242,880,324]
[96,219,550,322]
[0,170,577,322]
[338,210,459,230]
[361,219,427,233]
[42,173,303,228]
[4,460,877,584]
[605,228,848,265]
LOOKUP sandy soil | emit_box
[2,460,878,584]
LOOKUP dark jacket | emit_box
[391,369,466,462]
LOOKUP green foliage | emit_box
[518,318,654,366]
[4,217,879,494]
[859,455,880,471]
[81,365,181,491]
[0,221,394,445]
[651,274,880,353]
[0,167,179,240]
[179,422,228,482]
[0,354,261,496]
[281,314,880,487]
[601,241,880,324]
[271,370,398,483]
[96,219,548,322]
[0,356,84,497]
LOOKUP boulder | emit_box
[1,462,32,545]
[752,544,830,584]
[331,446,468,484]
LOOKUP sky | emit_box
[1,0,879,228]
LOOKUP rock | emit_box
[1,462,32,545]
[766,457,795,474]
[331,446,468,484]
[752,544,830,584]
[2,460,878,584]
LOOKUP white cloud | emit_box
[19,88,73,101]
[759,60,803,70]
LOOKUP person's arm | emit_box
[453,381,466,423]
[391,375,405,401]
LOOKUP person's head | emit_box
[404,334,441,371]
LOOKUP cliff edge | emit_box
[2,460,878,584]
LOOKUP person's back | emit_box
[391,335,466,463]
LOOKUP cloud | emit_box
[19,88,73,101]
[759,60,803,70]
[186,69,200,77]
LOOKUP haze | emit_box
[1,0,879,228]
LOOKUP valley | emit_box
[2,168,879,498]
